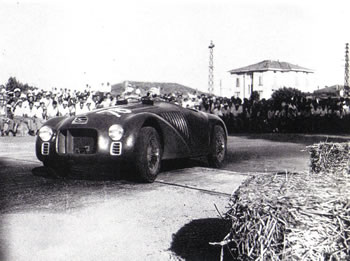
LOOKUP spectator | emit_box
[75,96,89,115]
[69,99,76,116]
[47,100,59,119]
[13,88,21,102]
[13,100,26,135]
[43,92,52,108]
[101,92,113,108]
[24,102,37,135]
[59,100,70,117]
[34,102,46,130]
[0,96,8,135]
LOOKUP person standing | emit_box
[13,100,26,135]
[24,102,37,135]
[100,92,113,108]
[43,92,52,109]
[34,102,47,130]
[13,88,21,103]
[0,96,8,135]
[59,100,70,116]
[75,96,89,115]
[46,100,59,119]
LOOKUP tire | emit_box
[134,127,162,183]
[208,125,226,168]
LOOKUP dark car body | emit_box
[36,99,227,181]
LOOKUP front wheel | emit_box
[208,125,227,168]
[134,127,162,183]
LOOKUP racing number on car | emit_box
[97,108,132,117]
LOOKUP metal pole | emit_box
[345,43,349,96]
[208,41,215,95]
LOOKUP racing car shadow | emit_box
[161,157,208,172]
[32,157,209,182]
[32,165,126,181]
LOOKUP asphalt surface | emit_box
[0,134,348,260]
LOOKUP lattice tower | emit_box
[208,41,215,94]
[345,43,349,91]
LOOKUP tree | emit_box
[271,87,305,104]
[5,77,33,92]
[250,91,260,102]
[6,77,22,92]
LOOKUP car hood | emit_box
[54,103,162,130]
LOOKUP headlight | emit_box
[38,126,53,141]
[108,124,124,141]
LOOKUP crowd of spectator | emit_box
[1,84,350,136]
[161,92,350,134]
[0,85,102,136]
[194,95,350,134]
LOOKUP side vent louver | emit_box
[110,142,122,156]
[41,142,50,155]
[160,112,189,139]
[72,116,88,124]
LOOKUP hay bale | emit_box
[307,142,350,175]
[218,172,350,260]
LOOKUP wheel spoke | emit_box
[216,134,225,161]
[147,136,160,172]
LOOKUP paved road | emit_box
[0,134,347,260]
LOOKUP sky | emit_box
[0,0,349,94]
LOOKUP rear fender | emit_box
[125,113,191,159]
[207,116,228,144]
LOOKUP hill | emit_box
[111,81,206,96]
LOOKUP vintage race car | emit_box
[36,98,227,182]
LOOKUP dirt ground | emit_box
[0,134,348,260]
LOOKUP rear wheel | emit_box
[208,125,226,168]
[134,127,162,183]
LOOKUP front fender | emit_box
[42,116,70,129]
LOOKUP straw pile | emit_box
[217,169,350,260]
[213,142,350,260]
[308,142,350,175]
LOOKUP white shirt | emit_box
[13,105,25,117]
[26,107,37,118]
[22,100,29,110]
[0,104,7,117]
[35,107,45,120]
[43,97,52,109]
[47,105,59,118]
[101,98,113,108]
[59,106,70,117]
[69,105,76,116]
[75,103,89,115]
[231,105,243,117]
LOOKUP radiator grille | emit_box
[110,142,122,156]
[160,111,189,139]
[41,142,50,155]
[57,129,97,154]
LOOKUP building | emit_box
[313,85,343,98]
[228,60,314,100]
